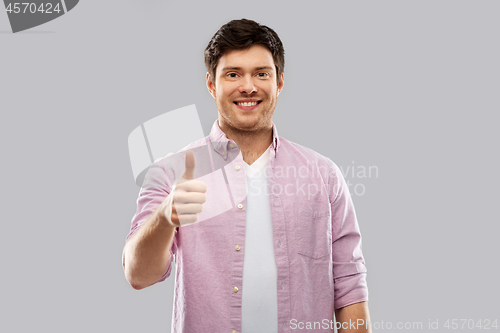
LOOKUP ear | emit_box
[277,72,284,96]
[206,72,216,98]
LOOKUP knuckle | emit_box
[185,193,196,202]
[174,192,186,202]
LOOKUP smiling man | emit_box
[123,19,371,333]
[208,43,283,166]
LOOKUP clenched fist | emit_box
[162,150,207,227]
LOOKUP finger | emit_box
[173,192,207,204]
[176,179,207,193]
[183,150,195,180]
[170,205,181,227]
[175,203,203,215]
[179,214,198,226]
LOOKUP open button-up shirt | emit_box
[123,120,368,333]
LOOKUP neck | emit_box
[219,121,273,165]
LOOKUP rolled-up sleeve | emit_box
[122,158,178,284]
[328,160,369,309]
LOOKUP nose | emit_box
[238,75,257,94]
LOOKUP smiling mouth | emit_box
[233,101,262,107]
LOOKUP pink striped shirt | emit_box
[123,120,368,332]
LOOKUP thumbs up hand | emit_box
[162,151,207,227]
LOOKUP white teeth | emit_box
[237,101,258,107]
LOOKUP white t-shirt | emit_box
[241,145,278,333]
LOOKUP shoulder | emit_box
[278,136,338,172]
[277,136,345,193]
[146,136,211,190]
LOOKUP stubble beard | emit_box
[217,97,276,135]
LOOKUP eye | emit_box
[257,72,270,78]
[227,73,239,78]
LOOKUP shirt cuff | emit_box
[334,272,369,309]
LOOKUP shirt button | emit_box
[232,331,237,333]
[237,204,243,210]
[233,286,239,293]
[222,150,226,156]
[235,245,241,251]
[235,164,241,171]
[229,143,235,148]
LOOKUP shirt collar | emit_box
[208,120,280,160]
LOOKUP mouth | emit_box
[233,99,262,110]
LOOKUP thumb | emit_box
[183,150,195,180]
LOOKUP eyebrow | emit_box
[221,66,274,72]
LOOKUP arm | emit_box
[335,301,372,333]
[328,160,370,324]
[123,202,177,290]
[123,151,206,290]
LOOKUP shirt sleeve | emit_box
[328,160,369,309]
[122,159,178,284]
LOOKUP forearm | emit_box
[123,202,176,290]
[335,301,372,333]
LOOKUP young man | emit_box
[123,19,371,333]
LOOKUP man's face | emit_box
[206,44,284,133]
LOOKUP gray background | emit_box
[1,0,498,332]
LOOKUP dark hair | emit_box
[204,18,285,85]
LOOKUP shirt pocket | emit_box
[293,204,332,259]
